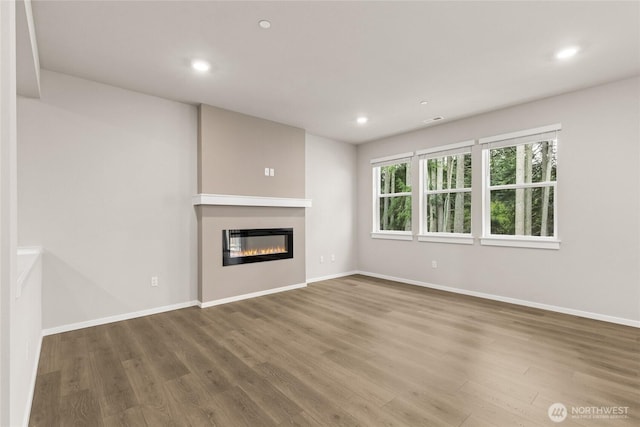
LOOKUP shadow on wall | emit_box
[42,251,127,330]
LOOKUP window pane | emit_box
[379,196,412,231]
[490,140,557,186]
[426,154,471,191]
[380,163,411,194]
[490,187,555,236]
[425,192,471,233]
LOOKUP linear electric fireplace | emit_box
[222,228,293,266]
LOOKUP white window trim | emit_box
[370,151,414,166]
[479,124,561,145]
[416,139,474,156]
[371,231,414,241]
[418,142,473,241]
[480,235,560,250]
[481,124,561,249]
[372,155,413,237]
[418,233,474,245]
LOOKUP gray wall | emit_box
[356,77,640,323]
[305,133,357,281]
[18,70,198,329]
[16,68,637,332]
[198,104,305,198]
[12,251,41,427]
[0,1,18,423]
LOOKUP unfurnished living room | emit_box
[1,1,639,426]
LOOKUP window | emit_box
[371,153,413,240]
[480,124,560,249]
[418,141,474,244]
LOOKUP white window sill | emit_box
[371,232,413,241]
[480,236,560,250]
[417,234,474,245]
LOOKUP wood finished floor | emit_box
[30,275,639,426]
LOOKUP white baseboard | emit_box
[199,282,307,308]
[356,271,640,328]
[42,300,200,336]
[22,333,43,427]
[306,271,359,284]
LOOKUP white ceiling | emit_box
[30,1,640,143]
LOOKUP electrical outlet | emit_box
[331,254,336,262]
[264,167,270,176]
[431,260,438,268]
[320,256,324,264]
[151,276,159,287]
[269,168,275,176]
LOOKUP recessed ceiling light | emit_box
[423,116,444,124]
[357,116,368,125]
[555,46,579,60]
[420,100,428,105]
[191,59,210,72]
[259,20,271,29]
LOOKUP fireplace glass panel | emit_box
[223,228,293,266]
[229,234,287,258]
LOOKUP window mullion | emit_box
[483,148,491,237]
[372,167,379,233]
[489,182,556,191]
[425,188,472,195]
[379,192,412,198]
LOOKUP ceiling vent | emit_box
[423,116,444,124]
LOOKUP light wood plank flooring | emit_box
[30,275,639,426]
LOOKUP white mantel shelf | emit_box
[193,194,312,208]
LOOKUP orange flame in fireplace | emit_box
[230,246,287,258]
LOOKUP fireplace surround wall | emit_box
[197,205,306,303]
[196,104,307,305]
